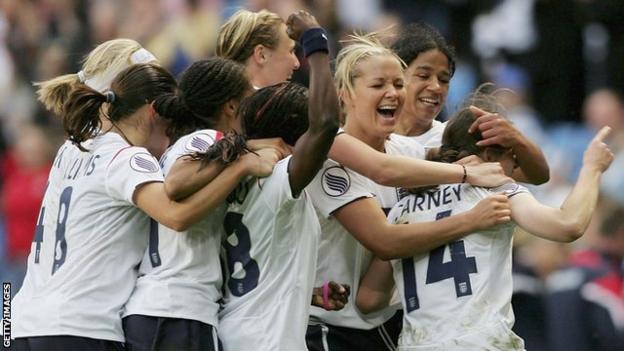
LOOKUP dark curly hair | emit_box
[392,22,456,77]
[239,82,309,146]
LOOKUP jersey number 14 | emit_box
[402,210,478,312]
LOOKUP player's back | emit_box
[218,156,320,351]
[123,129,225,327]
[13,133,163,342]
[389,183,527,350]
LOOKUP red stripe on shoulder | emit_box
[107,146,134,168]
[592,273,624,297]
[569,250,603,268]
[215,131,223,141]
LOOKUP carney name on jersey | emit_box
[388,183,528,350]
[218,156,320,351]
[123,129,224,327]
[12,133,163,342]
[308,133,425,330]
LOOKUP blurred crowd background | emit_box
[0,0,622,350]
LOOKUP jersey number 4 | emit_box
[402,210,478,312]
[223,212,260,297]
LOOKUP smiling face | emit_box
[403,49,450,125]
[260,23,300,86]
[342,54,405,141]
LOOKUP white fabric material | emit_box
[12,133,163,342]
[308,133,425,330]
[219,157,320,351]
[403,120,446,152]
[388,183,528,349]
[130,48,157,64]
[123,129,224,327]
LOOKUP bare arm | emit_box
[510,127,613,242]
[286,12,340,196]
[135,151,277,231]
[333,194,511,260]
[356,257,394,314]
[329,134,511,188]
[165,156,225,201]
[469,106,550,185]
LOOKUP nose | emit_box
[386,84,399,99]
[428,76,442,92]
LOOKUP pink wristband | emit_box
[322,281,331,310]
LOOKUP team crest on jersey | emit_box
[130,152,160,173]
[322,166,350,197]
[185,132,215,153]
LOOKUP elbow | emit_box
[369,244,401,261]
[355,293,382,315]
[159,208,192,232]
[164,178,185,201]
[559,220,585,242]
[319,112,340,135]
[533,170,550,185]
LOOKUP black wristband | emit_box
[461,165,467,183]
[300,28,329,57]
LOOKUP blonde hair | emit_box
[34,39,145,115]
[216,9,283,63]
[334,32,405,100]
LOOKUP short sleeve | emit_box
[106,147,164,204]
[160,129,222,173]
[308,159,374,219]
[490,182,530,198]
[258,156,295,209]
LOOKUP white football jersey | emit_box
[123,129,225,327]
[403,120,446,152]
[388,183,528,350]
[308,133,425,330]
[218,156,320,351]
[12,133,164,342]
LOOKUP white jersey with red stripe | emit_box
[12,133,164,342]
[388,183,528,350]
[308,133,425,330]
[402,120,446,153]
[123,129,225,327]
[218,156,320,351]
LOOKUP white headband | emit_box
[82,48,158,93]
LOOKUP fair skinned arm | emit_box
[468,106,550,185]
[135,151,278,232]
[510,127,613,242]
[332,194,511,260]
[356,257,394,314]
[328,134,511,188]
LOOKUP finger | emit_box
[476,136,501,147]
[496,216,511,224]
[592,126,612,143]
[469,105,488,116]
[329,281,345,293]
[469,114,495,133]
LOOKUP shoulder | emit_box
[488,182,530,198]
[180,129,223,153]
[387,133,426,159]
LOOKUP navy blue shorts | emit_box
[123,314,221,351]
[306,310,403,351]
[9,336,124,351]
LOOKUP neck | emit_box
[111,117,148,147]
[396,109,434,137]
[343,118,387,152]
[246,64,267,89]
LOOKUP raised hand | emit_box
[286,10,321,41]
[468,106,521,148]
[468,194,512,230]
[583,126,614,173]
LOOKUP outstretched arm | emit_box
[510,127,613,242]
[329,134,511,188]
[286,11,340,196]
[334,194,511,260]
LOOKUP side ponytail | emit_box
[35,73,81,115]
[62,85,107,151]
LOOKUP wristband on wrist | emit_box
[461,165,467,183]
[300,28,329,57]
[322,281,331,310]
